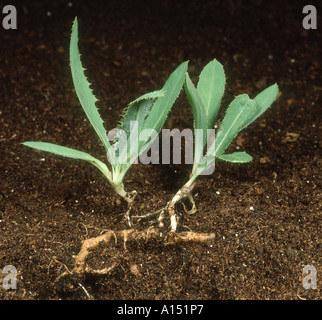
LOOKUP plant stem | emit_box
[94,160,137,227]
[113,182,137,227]
[168,175,198,232]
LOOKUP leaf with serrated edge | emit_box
[70,18,112,159]
[139,61,188,153]
[114,98,155,166]
[128,90,164,107]
[214,94,256,156]
[190,95,255,177]
[118,90,164,140]
[240,83,279,130]
[197,59,226,129]
[110,62,188,183]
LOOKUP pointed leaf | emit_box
[70,18,112,156]
[118,90,164,139]
[184,73,208,167]
[111,62,188,181]
[197,59,226,129]
[184,73,208,133]
[215,94,256,156]
[114,94,159,166]
[240,83,279,130]
[128,90,164,107]
[216,151,252,163]
[23,141,112,181]
[140,61,188,152]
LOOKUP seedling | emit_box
[23,17,188,225]
[165,59,279,231]
[26,19,280,278]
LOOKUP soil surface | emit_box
[0,0,321,300]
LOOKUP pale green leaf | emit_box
[128,90,164,107]
[197,59,226,129]
[214,94,256,156]
[112,62,188,181]
[240,83,279,130]
[70,18,112,156]
[216,151,252,163]
[184,73,208,168]
[118,90,164,140]
[114,94,158,166]
[184,73,208,133]
[140,61,188,153]
[23,141,112,181]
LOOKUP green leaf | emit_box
[70,18,112,158]
[128,90,164,107]
[110,62,188,183]
[197,59,226,129]
[184,73,208,133]
[23,141,112,182]
[184,73,208,167]
[240,83,279,130]
[216,151,252,163]
[118,90,164,140]
[191,150,252,178]
[214,94,256,156]
[139,61,188,153]
[113,91,162,167]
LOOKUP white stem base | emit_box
[170,215,177,232]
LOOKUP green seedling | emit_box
[23,18,188,225]
[165,59,279,231]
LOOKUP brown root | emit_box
[61,226,215,277]
[169,231,215,244]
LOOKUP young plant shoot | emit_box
[165,59,279,232]
[23,18,188,226]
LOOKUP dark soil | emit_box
[0,0,321,300]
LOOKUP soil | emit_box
[0,0,321,300]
